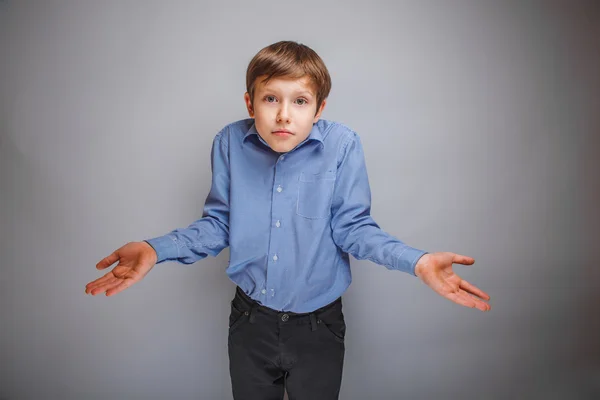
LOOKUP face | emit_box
[244,75,326,153]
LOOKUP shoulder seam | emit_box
[215,124,233,150]
[214,131,227,149]
[336,127,357,167]
[330,121,358,137]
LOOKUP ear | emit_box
[244,92,254,118]
[313,99,327,123]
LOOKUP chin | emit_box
[270,143,294,153]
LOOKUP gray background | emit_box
[1,1,599,399]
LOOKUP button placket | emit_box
[266,158,287,305]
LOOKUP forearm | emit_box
[332,216,427,275]
[145,215,229,264]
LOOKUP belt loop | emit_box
[309,313,318,331]
[249,306,256,324]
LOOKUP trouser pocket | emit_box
[228,300,249,334]
[316,302,346,343]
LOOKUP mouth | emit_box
[272,129,293,137]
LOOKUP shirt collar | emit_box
[243,122,324,149]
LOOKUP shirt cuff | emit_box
[395,247,428,276]
[144,235,179,263]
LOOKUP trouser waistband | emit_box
[234,286,342,331]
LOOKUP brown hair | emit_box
[246,41,332,112]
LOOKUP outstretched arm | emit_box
[85,130,231,296]
[330,130,490,311]
[330,131,426,275]
[144,131,231,264]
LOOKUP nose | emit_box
[276,103,291,124]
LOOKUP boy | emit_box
[85,41,491,400]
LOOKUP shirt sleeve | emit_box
[144,131,230,264]
[330,131,427,276]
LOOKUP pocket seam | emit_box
[320,320,345,343]
[228,301,248,333]
[299,171,336,182]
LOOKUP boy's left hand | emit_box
[415,252,491,312]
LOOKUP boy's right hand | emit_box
[85,241,158,296]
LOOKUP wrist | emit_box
[415,253,431,278]
[142,240,158,264]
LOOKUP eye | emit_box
[265,95,277,103]
[295,98,308,105]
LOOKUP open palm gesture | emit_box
[415,252,491,311]
[85,241,158,296]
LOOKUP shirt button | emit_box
[273,255,278,261]
[275,220,281,228]
[276,186,283,193]
[281,314,289,322]
[261,289,266,294]
[280,155,285,161]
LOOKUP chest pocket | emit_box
[296,171,336,219]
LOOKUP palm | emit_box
[416,252,491,312]
[85,242,157,296]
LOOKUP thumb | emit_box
[96,251,119,270]
[451,253,475,265]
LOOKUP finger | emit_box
[446,290,477,309]
[451,253,475,265]
[96,252,119,270]
[89,277,121,296]
[466,294,491,312]
[85,271,115,293]
[453,289,491,312]
[460,290,492,311]
[469,295,491,312]
[88,276,119,295]
[460,279,490,301]
[106,279,134,297]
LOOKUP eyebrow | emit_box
[259,86,315,97]
[294,91,314,97]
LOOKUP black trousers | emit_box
[228,287,346,400]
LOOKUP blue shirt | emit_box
[145,118,427,313]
